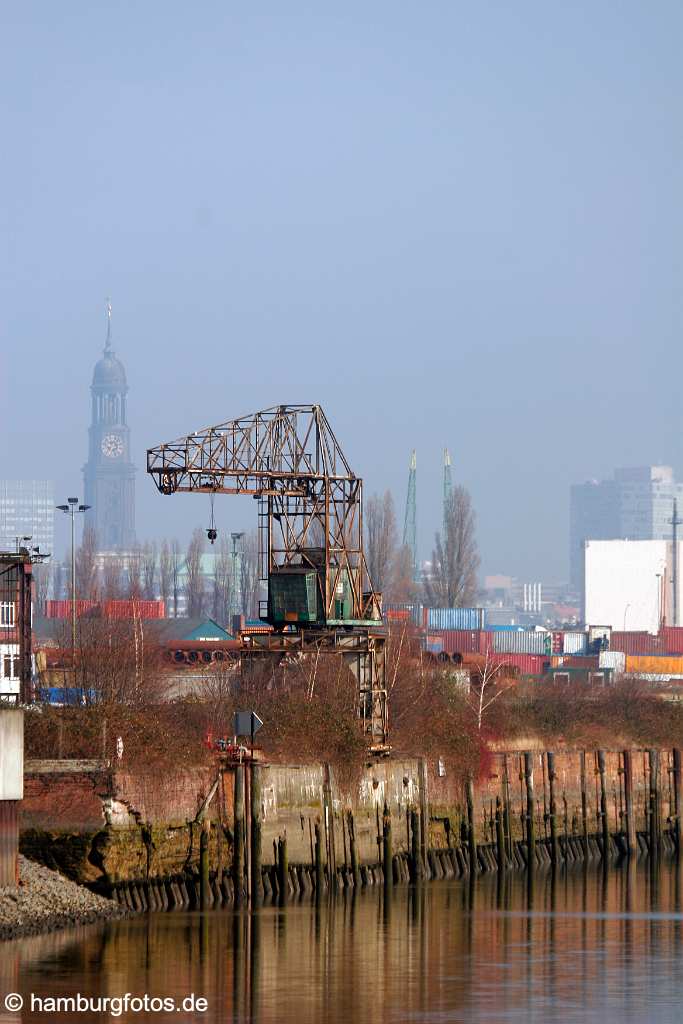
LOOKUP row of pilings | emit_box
[108,749,683,912]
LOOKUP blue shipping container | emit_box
[427,608,486,631]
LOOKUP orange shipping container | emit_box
[624,654,683,676]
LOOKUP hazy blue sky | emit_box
[2,2,681,580]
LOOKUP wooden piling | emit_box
[580,751,589,859]
[347,812,359,888]
[277,836,288,901]
[410,809,423,882]
[314,822,324,893]
[673,748,682,857]
[547,752,559,866]
[199,819,210,910]
[597,750,609,861]
[649,749,661,859]
[524,752,536,868]
[495,796,506,871]
[382,802,393,888]
[466,776,477,875]
[250,764,263,906]
[233,765,245,901]
[623,750,637,857]
[502,756,513,860]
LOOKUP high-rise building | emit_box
[570,466,683,596]
[0,480,54,557]
[82,303,136,551]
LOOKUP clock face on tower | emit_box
[101,434,124,459]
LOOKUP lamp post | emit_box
[56,498,91,678]
[230,532,245,625]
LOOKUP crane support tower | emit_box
[147,404,388,750]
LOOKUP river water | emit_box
[2,861,683,1023]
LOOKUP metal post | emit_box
[70,506,76,675]
[580,751,589,860]
[466,777,477,875]
[495,795,506,871]
[233,765,245,901]
[251,764,263,906]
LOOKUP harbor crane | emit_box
[147,404,388,750]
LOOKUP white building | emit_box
[570,466,683,596]
[584,539,683,632]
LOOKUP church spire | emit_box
[104,297,113,354]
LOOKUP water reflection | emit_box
[3,862,683,1022]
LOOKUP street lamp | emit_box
[56,498,91,678]
[230,532,245,625]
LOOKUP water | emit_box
[3,862,683,1023]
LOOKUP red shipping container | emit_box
[659,627,683,654]
[103,600,166,620]
[438,630,493,655]
[44,600,96,619]
[491,653,549,676]
[609,631,665,655]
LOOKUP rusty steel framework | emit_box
[148,404,388,749]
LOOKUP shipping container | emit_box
[44,600,96,619]
[624,654,683,676]
[489,624,525,632]
[103,600,166,620]
[659,627,683,654]
[437,630,493,655]
[426,607,486,631]
[560,655,599,669]
[493,631,552,655]
[492,653,550,676]
[384,604,427,628]
[599,650,626,671]
[609,631,665,656]
[563,631,588,655]
[423,635,443,654]
[551,632,563,654]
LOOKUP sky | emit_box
[2,2,681,581]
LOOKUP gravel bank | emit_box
[0,857,127,941]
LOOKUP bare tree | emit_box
[465,652,514,731]
[142,541,158,600]
[124,545,143,600]
[33,563,52,609]
[75,526,99,601]
[424,486,479,607]
[101,555,124,600]
[386,544,420,604]
[365,490,397,594]
[211,535,232,623]
[170,538,183,617]
[185,528,206,618]
[159,540,172,612]
[239,529,261,619]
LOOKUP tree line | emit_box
[365,484,479,607]
[44,526,262,622]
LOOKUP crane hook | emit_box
[207,493,218,544]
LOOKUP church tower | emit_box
[83,302,136,551]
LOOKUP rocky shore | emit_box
[0,857,127,941]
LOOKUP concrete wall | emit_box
[256,759,425,866]
[0,709,23,800]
